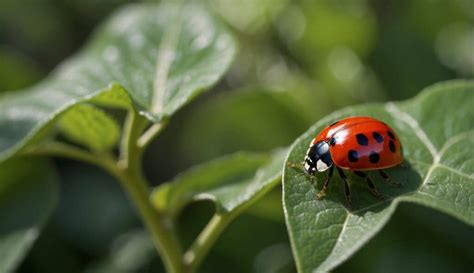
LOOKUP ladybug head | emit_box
[304,141,333,175]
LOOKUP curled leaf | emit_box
[0,2,236,163]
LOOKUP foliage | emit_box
[0,0,472,273]
[0,158,58,272]
[283,81,474,273]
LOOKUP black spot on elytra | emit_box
[348,150,359,162]
[373,132,384,143]
[369,151,380,163]
[389,140,396,153]
[329,121,339,127]
[387,130,395,140]
[356,134,369,146]
[329,138,336,146]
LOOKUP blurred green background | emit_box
[1,0,473,272]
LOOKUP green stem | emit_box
[137,118,169,150]
[24,142,113,167]
[111,166,183,273]
[119,110,148,167]
[28,110,184,273]
[118,110,183,273]
[182,213,234,273]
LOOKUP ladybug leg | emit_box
[336,167,352,208]
[287,162,314,182]
[378,170,402,187]
[316,166,333,199]
[353,171,384,200]
[309,175,316,185]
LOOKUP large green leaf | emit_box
[0,158,58,273]
[0,2,236,163]
[152,149,287,216]
[283,80,474,273]
[152,149,287,270]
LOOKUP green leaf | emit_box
[0,158,58,273]
[0,2,236,163]
[58,104,120,151]
[152,152,264,215]
[152,149,287,216]
[283,80,474,273]
[152,149,287,271]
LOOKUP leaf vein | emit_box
[316,213,350,272]
[151,7,182,115]
[435,164,474,180]
[385,103,438,159]
[420,131,473,188]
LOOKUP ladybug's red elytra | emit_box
[303,116,403,207]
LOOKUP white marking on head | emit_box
[316,160,330,172]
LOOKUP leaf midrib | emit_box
[412,160,474,180]
[151,5,183,115]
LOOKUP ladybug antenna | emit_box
[287,161,305,172]
[293,172,307,179]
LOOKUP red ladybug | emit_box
[303,116,403,206]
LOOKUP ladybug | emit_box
[303,116,403,206]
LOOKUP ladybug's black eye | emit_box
[309,141,333,172]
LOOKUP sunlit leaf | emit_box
[152,149,287,216]
[58,104,120,151]
[283,80,474,273]
[0,2,236,163]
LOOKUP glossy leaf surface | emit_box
[0,2,235,163]
[283,80,474,273]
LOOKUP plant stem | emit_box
[182,213,234,273]
[111,166,183,273]
[119,109,148,167]
[118,110,183,273]
[28,110,184,273]
[137,118,169,150]
[24,142,113,167]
